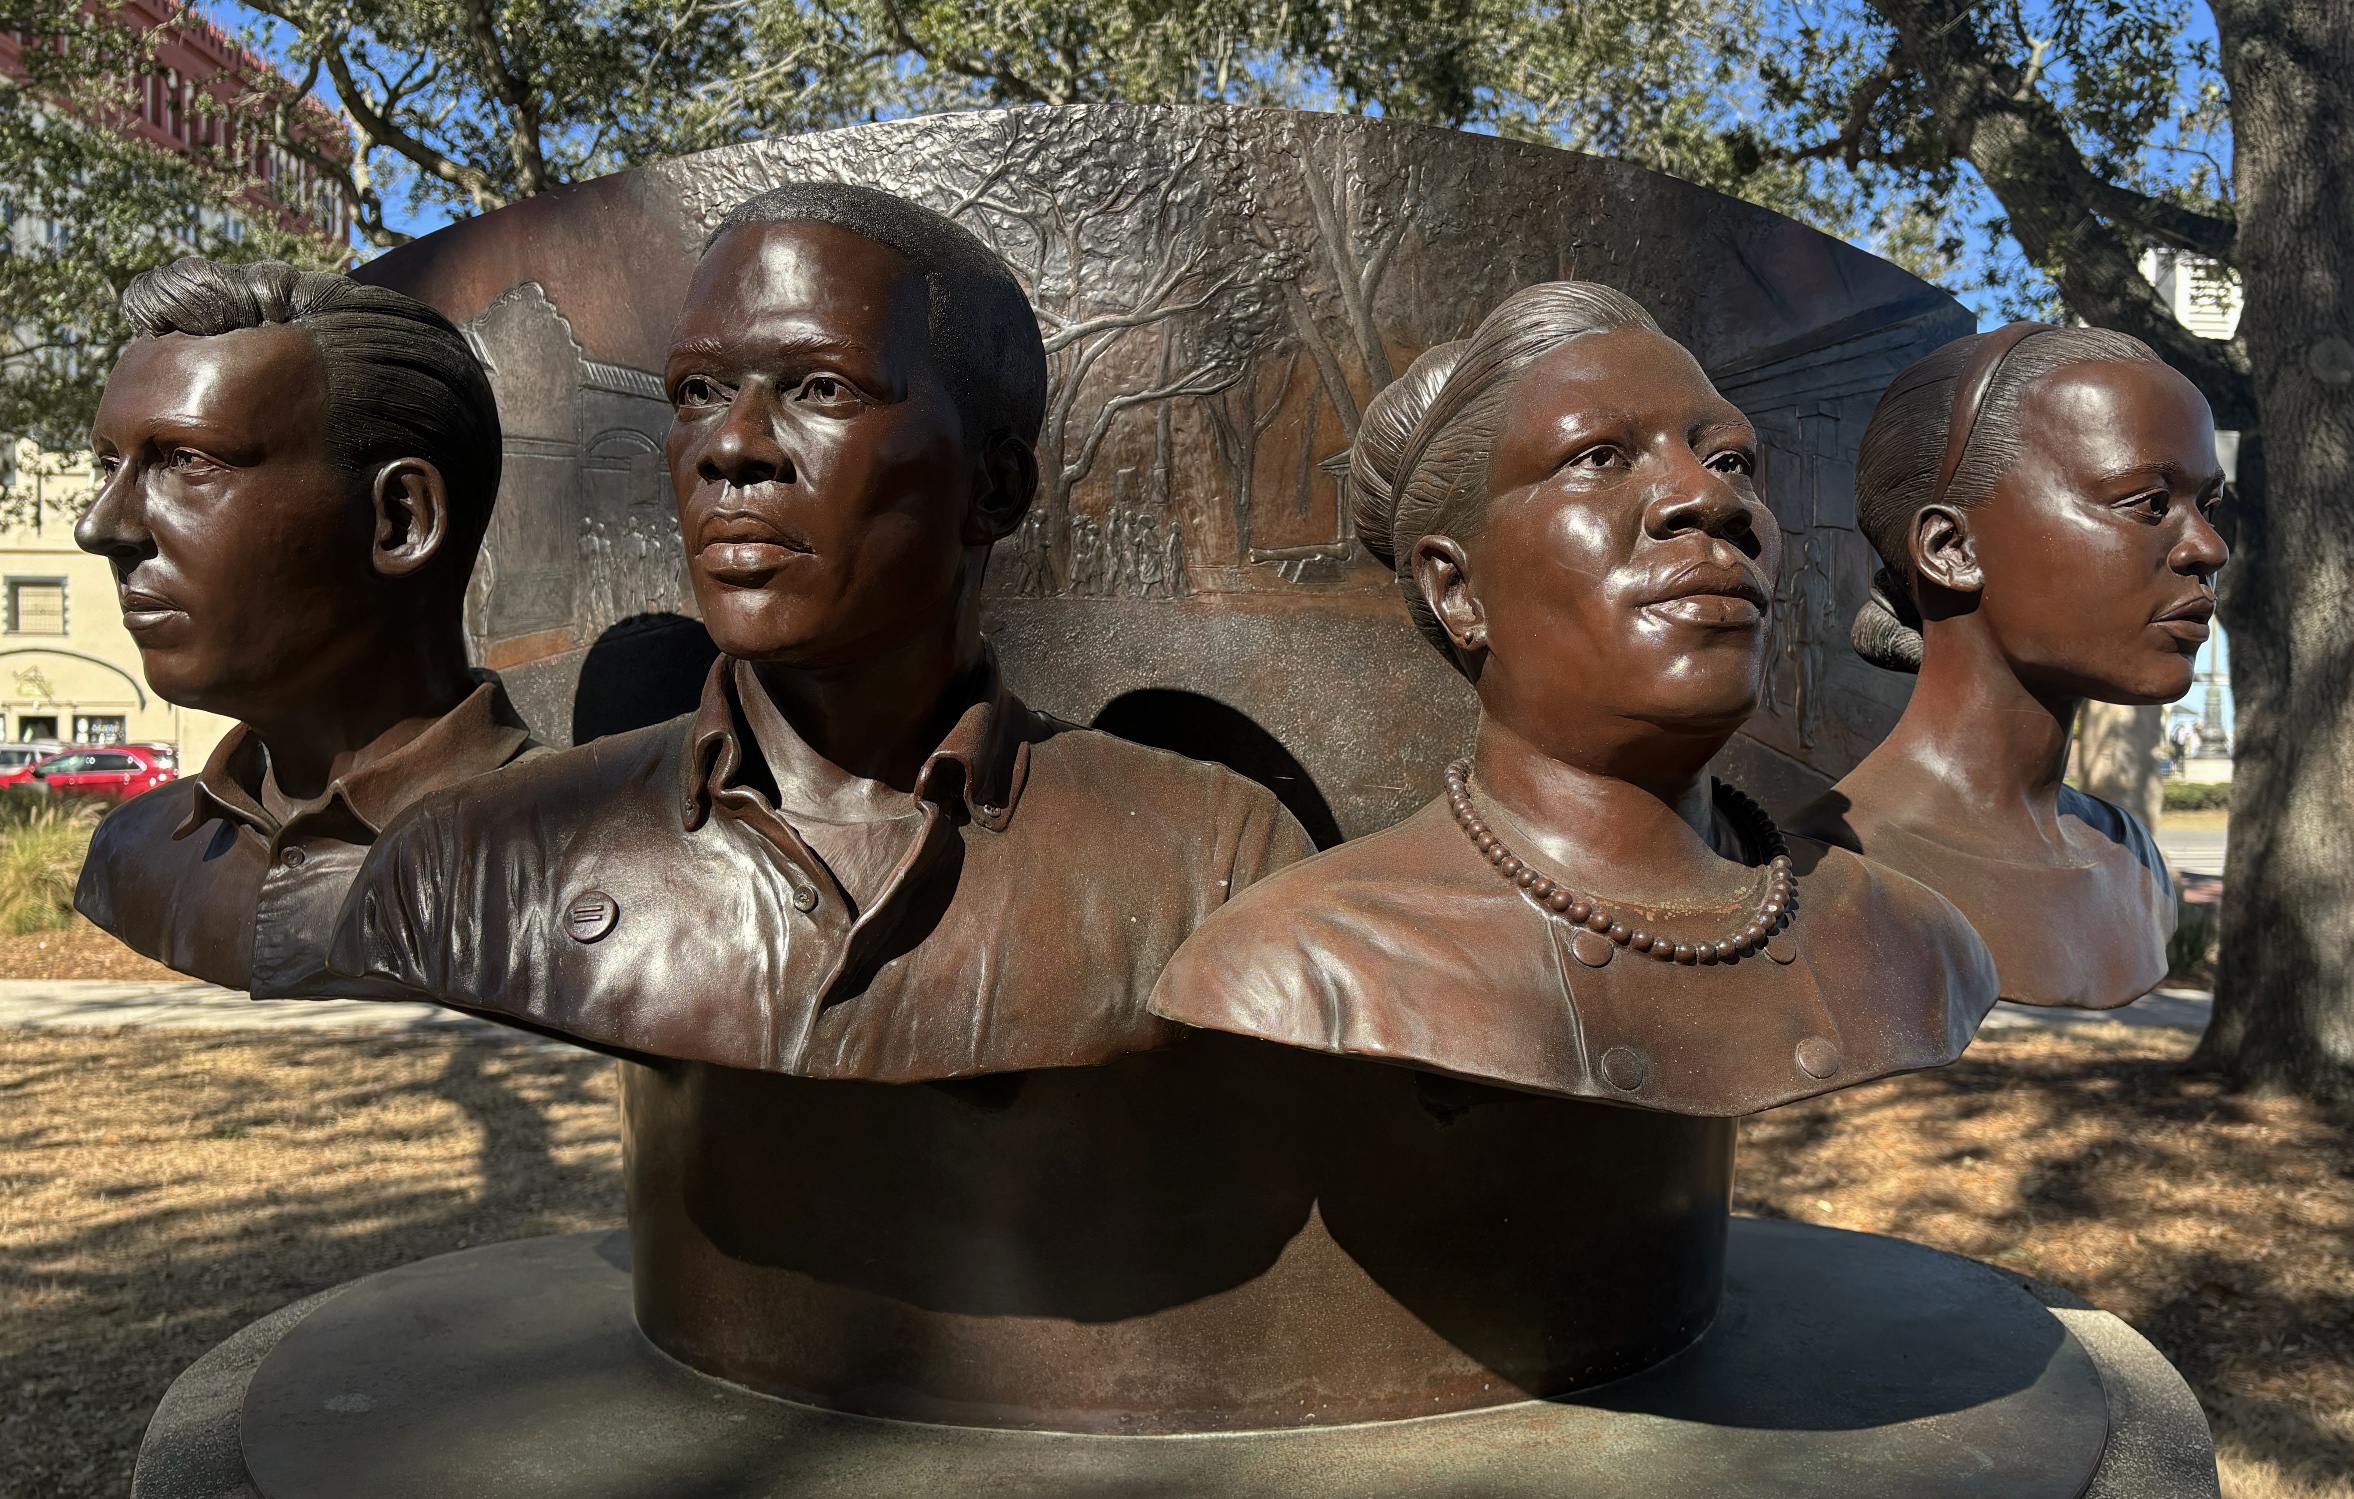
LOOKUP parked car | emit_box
[0,744,177,801]
[0,741,63,774]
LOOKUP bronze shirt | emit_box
[1797,785,2176,1010]
[328,655,1314,1078]
[1149,795,2000,1116]
[73,677,540,999]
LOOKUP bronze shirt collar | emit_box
[176,675,535,842]
[681,652,1032,835]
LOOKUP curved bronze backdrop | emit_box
[355,105,1967,836]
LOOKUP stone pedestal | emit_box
[133,1218,2217,1499]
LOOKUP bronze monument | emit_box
[116,113,2216,1499]
[1794,323,2226,1009]
[1153,283,1998,1113]
[72,259,539,1000]
[328,183,1312,1075]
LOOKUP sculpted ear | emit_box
[1908,503,1983,598]
[370,458,452,579]
[1411,534,1488,658]
[965,432,1037,547]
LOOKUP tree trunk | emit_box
[2195,0,2354,1099]
[2078,702,2168,835]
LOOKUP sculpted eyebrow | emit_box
[670,333,872,362]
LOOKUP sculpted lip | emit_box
[116,586,185,632]
[1637,561,1770,628]
[2152,593,2215,646]
[695,506,813,587]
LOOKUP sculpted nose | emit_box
[75,460,152,564]
[2174,505,2229,581]
[697,391,794,489]
[1642,455,1762,560]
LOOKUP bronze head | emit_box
[662,184,1046,670]
[78,259,499,727]
[1851,323,2227,703]
[1358,282,1779,784]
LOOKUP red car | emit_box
[0,744,177,801]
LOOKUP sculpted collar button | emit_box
[564,890,619,943]
[1794,1035,1842,1079]
[1598,1044,1651,1092]
[278,846,306,868]
[1569,928,1615,968]
[790,885,820,913]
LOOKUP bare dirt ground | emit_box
[0,921,185,982]
[1,1023,2345,1498]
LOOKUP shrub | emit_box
[2169,889,2220,983]
[0,799,101,935]
[2163,781,2234,813]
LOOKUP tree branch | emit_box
[1865,0,2256,426]
[450,0,551,195]
[312,38,509,209]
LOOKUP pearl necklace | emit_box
[1445,760,1796,964]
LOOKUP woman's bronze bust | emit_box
[1794,323,2228,1009]
[1151,283,1998,1115]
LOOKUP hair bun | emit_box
[1351,341,1466,568]
[1850,567,1924,673]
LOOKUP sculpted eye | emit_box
[2122,489,2172,521]
[1707,449,1755,477]
[165,448,216,473]
[797,374,861,407]
[672,375,725,409]
[1563,444,1625,471]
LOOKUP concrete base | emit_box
[134,1219,2217,1499]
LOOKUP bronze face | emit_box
[79,327,380,720]
[1917,358,2226,704]
[663,221,1000,669]
[1421,327,1778,764]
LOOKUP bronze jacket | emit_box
[1150,795,1999,1116]
[74,677,539,999]
[330,656,1313,1078]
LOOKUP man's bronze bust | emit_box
[331,184,1311,1076]
[74,258,536,999]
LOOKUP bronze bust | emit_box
[330,184,1312,1076]
[1793,324,2225,1009]
[73,258,537,999]
[1151,283,1999,1114]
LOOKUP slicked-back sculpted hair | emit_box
[710,183,1049,448]
[1849,324,2162,671]
[1350,280,1661,668]
[118,258,502,575]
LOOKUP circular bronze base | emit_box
[134,1219,2217,1499]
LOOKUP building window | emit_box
[75,715,127,745]
[16,716,57,742]
[7,578,66,635]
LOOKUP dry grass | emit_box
[0,1028,622,1497]
[1740,1025,2354,1499]
[0,1024,2345,1497]
[0,803,99,938]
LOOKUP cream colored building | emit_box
[0,441,234,765]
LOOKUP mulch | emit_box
[0,1024,2344,1499]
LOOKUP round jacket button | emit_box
[790,885,820,913]
[1794,1036,1842,1079]
[279,846,307,868]
[1599,1045,1650,1093]
[564,890,619,943]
